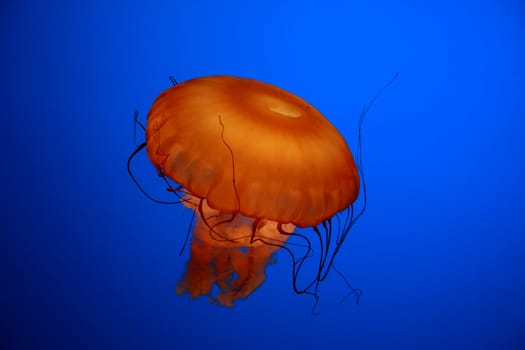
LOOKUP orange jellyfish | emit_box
[129,75,371,308]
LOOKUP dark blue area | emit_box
[1,0,524,349]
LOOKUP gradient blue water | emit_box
[1,1,524,349]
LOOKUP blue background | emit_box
[1,0,524,349]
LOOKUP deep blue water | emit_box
[1,1,525,349]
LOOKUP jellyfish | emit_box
[129,75,375,307]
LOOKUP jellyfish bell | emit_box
[143,75,360,306]
[146,76,360,225]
